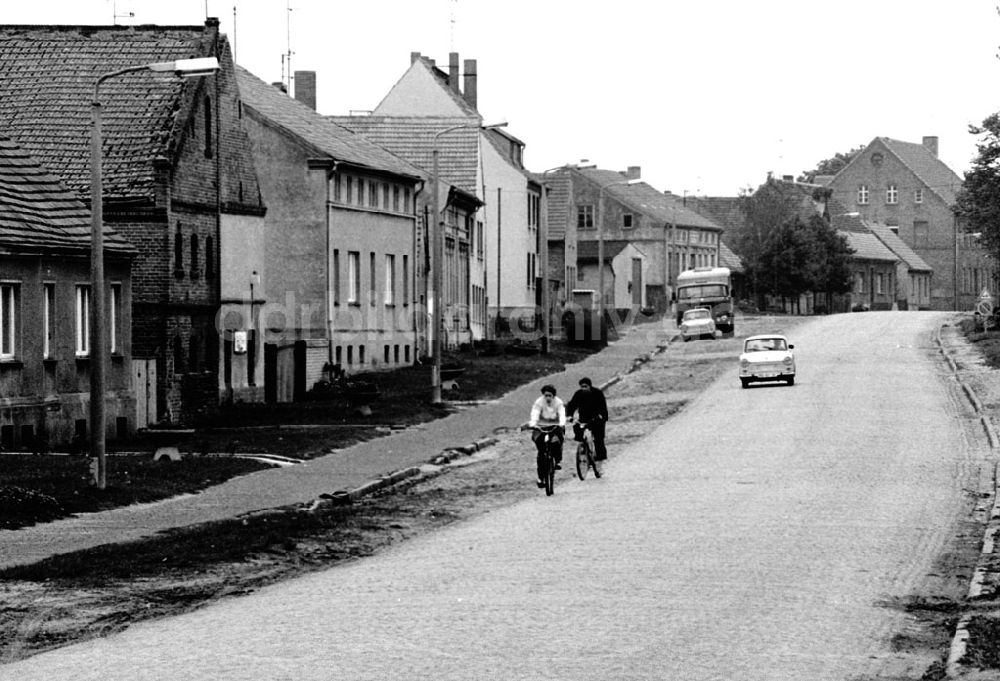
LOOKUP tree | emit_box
[955,113,1000,260]
[797,146,865,184]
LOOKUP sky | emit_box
[5,0,1000,196]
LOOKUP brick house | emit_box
[233,67,425,398]
[332,52,541,339]
[826,136,991,310]
[0,20,265,425]
[543,166,724,315]
[0,135,135,449]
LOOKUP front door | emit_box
[631,258,643,307]
[132,358,157,429]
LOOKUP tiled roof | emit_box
[840,230,897,262]
[575,168,723,231]
[235,67,423,180]
[0,23,216,202]
[719,240,743,272]
[328,115,479,192]
[866,221,932,272]
[0,134,132,254]
[879,137,962,206]
[536,170,571,239]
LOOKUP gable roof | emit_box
[719,240,743,272]
[235,67,423,181]
[866,221,932,272]
[840,229,898,262]
[373,55,480,118]
[0,135,132,255]
[571,167,724,231]
[328,115,479,192]
[535,170,572,239]
[836,137,963,206]
[880,137,962,205]
[0,22,219,203]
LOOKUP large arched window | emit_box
[203,96,213,158]
[174,226,184,276]
[205,236,215,279]
[190,234,200,279]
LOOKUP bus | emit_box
[675,267,734,334]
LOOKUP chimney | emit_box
[411,51,422,64]
[294,70,316,110]
[463,59,478,109]
[449,52,461,93]
[624,166,641,181]
[922,136,939,157]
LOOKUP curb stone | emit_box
[938,323,1000,678]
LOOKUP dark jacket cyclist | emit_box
[566,377,608,461]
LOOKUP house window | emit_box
[477,221,485,259]
[203,96,213,158]
[623,213,633,228]
[348,251,360,303]
[345,177,353,205]
[369,181,378,208]
[43,283,54,358]
[333,249,341,305]
[174,226,184,275]
[857,185,869,205]
[357,179,365,205]
[577,205,595,229]
[333,175,342,203]
[369,252,376,305]
[886,184,898,204]
[110,284,122,354]
[404,188,411,213]
[382,183,390,209]
[385,254,395,305]
[402,254,409,304]
[914,189,923,204]
[190,234,200,279]
[876,273,884,294]
[854,272,865,293]
[75,285,90,356]
[0,284,17,359]
[393,186,400,212]
[205,236,215,278]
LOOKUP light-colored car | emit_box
[739,334,795,388]
[679,308,716,342]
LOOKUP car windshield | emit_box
[677,284,727,300]
[685,309,710,320]
[744,338,787,352]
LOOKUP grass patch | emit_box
[0,455,273,531]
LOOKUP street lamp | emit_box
[596,177,642,342]
[89,56,219,489]
[430,121,507,405]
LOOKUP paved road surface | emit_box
[3,312,989,680]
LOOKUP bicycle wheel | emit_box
[576,441,589,480]
[545,452,555,496]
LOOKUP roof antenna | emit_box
[449,0,458,51]
[284,1,296,94]
[113,1,134,25]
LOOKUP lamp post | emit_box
[595,177,642,342]
[89,56,219,489]
[430,121,507,405]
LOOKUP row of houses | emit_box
[0,18,992,450]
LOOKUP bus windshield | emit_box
[678,284,727,300]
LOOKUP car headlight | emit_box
[782,356,793,365]
[740,359,749,368]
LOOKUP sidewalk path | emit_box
[0,321,670,570]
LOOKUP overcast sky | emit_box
[6,0,1000,196]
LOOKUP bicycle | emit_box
[574,421,602,480]
[532,424,562,496]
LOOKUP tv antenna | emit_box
[449,0,459,51]
[113,1,134,25]
[281,1,296,92]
